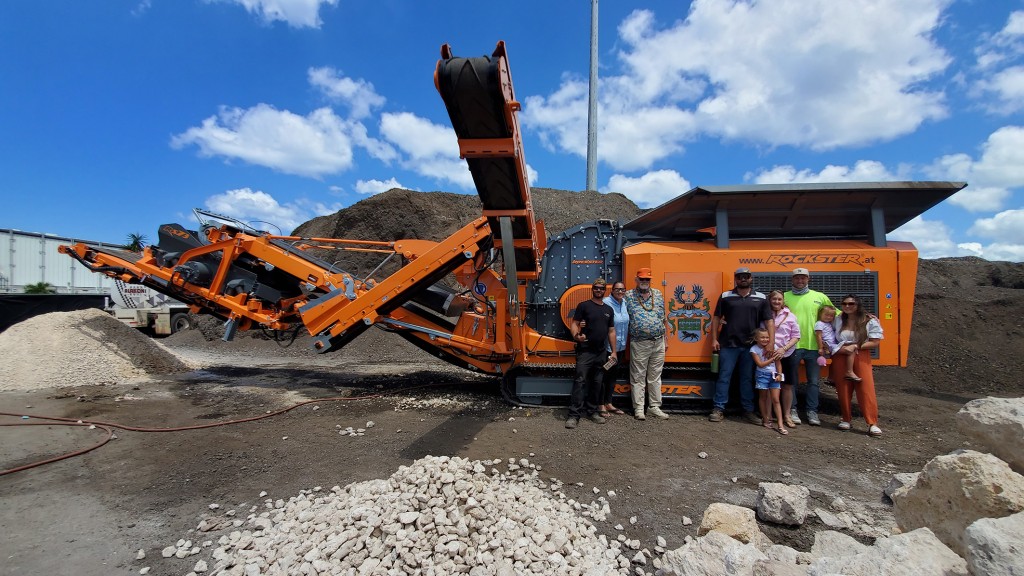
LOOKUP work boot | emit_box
[589,413,607,424]
[789,410,802,425]
[565,418,579,429]
[743,411,762,425]
[648,406,669,419]
[708,408,724,422]
[806,411,821,426]
[634,410,646,421]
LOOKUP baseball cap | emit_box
[734,267,751,276]
[792,267,810,276]
[636,267,653,279]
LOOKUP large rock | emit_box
[892,450,1024,557]
[752,560,808,576]
[807,527,967,576]
[699,503,772,549]
[809,530,868,559]
[756,483,810,526]
[956,397,1024,474]
[659,530,768,576]
[884,473,920,501]
[964,510,1024,576]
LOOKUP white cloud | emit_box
[972,10,1024,111]
[968,209,1024,243]
[888,216,975,260]
[926,126,1024,211]
[605,170,691,208]
[379,112,473,189]
[203,187,340,234]
[748,160,903,184]
[171,104,396,178]
[308,67,386,120]
[355,178,404,195]
[523,0,951,172]
[218,0,337,28]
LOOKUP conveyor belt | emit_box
[435,41,543,279]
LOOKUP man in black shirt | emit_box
[708,268,774,424]
[567,278,617,429]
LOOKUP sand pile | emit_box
[0,308,189,391]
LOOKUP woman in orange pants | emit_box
[828,295,884,436]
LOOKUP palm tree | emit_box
[124,233,148,252]
[24,282,56,294]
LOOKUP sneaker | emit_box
[589,413,607,424]
[634,410,646,421]
[648,407,669,419]
[708,408,724,422]
[806,411,821,426]
[869,425,882,437]
[743,411,762,425]
[838,421,851,431]
[565,418,579,429]
[789,410,802,425]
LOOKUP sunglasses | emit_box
[612,288,626,292]
[842,301,857,306]
[592,285,607,290]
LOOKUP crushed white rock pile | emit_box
[183,455,630,576]
[0,308,189,391]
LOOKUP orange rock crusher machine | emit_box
[61,42,965,406]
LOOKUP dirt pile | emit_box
[291,187,643,275]
[891,257,1024,398]
[0,308,189,391]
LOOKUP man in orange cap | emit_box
[623,267,670,420]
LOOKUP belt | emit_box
[634,334,664,341]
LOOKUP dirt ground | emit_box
[1,321,1007,576]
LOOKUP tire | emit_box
[170,312,192,334]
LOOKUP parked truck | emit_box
[107,279,192,335]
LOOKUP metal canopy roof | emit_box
[622,181,966,248]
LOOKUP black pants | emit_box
[600,355,624,405]
[570,349,606,419]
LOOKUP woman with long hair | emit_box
[829,295,884,436]
[765,290,800,427]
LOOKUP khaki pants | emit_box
[629,335,665,410]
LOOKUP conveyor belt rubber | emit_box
[436,43,541,278]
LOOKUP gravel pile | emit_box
[193,455,629,575]
[0,308,188,391]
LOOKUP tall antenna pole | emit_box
[586,0,599,192]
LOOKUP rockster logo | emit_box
[765,253,873,266]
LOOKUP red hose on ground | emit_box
[0,382,448,476]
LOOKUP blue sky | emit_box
[3,0,1024,261]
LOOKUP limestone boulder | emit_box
[699,502,773,549]
[659,530,767,576]
[756,483,810,526]
[956,397,1024,474]
[964,510,1024,576]
[809,530,867,559]
[807,527,967,576]
[884,472,920,501]
[892,449,1024,557]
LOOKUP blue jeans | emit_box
[713,346,755,412]
[785,349,821,413]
